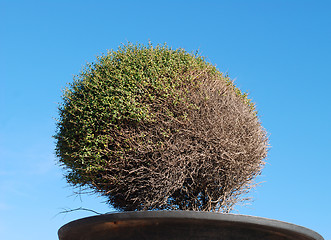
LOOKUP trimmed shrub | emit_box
[55,43,268,212]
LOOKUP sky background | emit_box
[1,0,330,239]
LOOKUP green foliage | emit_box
[55,43,267,212]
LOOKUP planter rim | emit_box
[58,210,324,240]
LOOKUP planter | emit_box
[58,211,323,240]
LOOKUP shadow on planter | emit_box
[58,211,324,240]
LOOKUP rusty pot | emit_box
[58,211,323,240]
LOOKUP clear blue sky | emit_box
[1,1,330,239]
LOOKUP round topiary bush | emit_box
[55,43,268,213]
